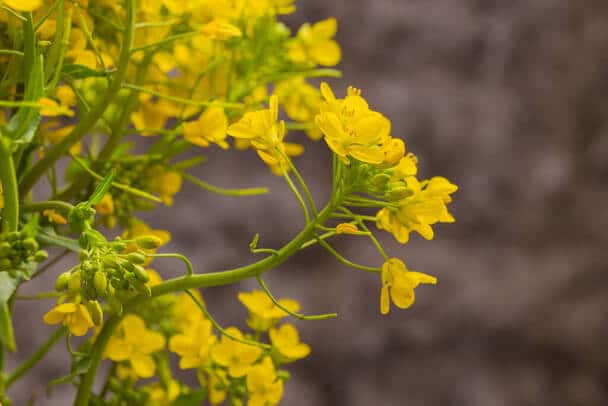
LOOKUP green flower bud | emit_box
[34,250,49,262]
[93,271,108,295]
[68,271,82,294]
[22,238,38,252]
[86,300,104,325]
[126,252,146,264]
[0,258,11,269]
[55,272,71,291]
[111,241,127,252]
[386,186,413,201]
[5,232,19,242]
[132,265,149,282]
[0,242,11,256]
[135,235,162,250]
[370,173,391,188]
[276,370,291,381]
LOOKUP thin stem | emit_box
[183,173,268,197]
[146,253,194,276]
[280,165,310,224]
[122,83,244,109]
[0,50,23,57]
[5,327,66,388]
[316,238,381,273]
[130,31,199,53]
[256,276,337,320]
[339,207,389,260]
[15,292,61,300]
[31,249,71,279]
[300,231,336,249]
[19,0,136,195]
[22,200,74,214]
[0,138,19,232]
[184,290,270,349]
[277,149,317,216]
[0,6,26,21]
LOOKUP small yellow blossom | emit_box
[287,18,341,66]
[269,323,310,361]
[315,82,391,165]
[38,97,74,117]
[273,77,322,140]
[207,369,228,405]
[145,379,181,405]
[169,317,217,369]
[3,0,42,11]
[238,290,300,331]
[95,193,114,216]
[247,357,284,406]
[211,327,262,378]
[376,176,457,243]
[183,107,229,149]
[105,314,166,378]
[171,290,205,332]
[382,138,406,166]
[146,166,183,206]
[40,121,81,155]
[43,302,94,336]
[42,209,68,225]
[380,258,437,315]
[201,19,242,41]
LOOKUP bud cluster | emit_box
[54,229,161,314]
[0,231,48,277]
[344,162,414,202]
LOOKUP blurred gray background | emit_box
[9,0,608,405]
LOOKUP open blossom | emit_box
[315,82,392,165]
[105,315,165,378]
[380,258,437,315]
[287,18,341,67]
[377,176,458,243]
[183,107,229,149]
[43,302,94,336]
[169,317,217,369]
[211,327,262,378]
[269,323,310,361]
[238,289,300,331]
[247,357,284,406]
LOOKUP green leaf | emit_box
[170,389,206,406]
[87,169,116,205]
[0,273,19,351]
[62,64,115,79]
[37,227,82,252]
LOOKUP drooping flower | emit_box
[105,314,166,378]
[379,258,437,315]
[211,327,263,378]
[246,356,284,406]
[43,302,94,336]
[269,323,310,361]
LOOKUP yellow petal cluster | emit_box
[238,289,300,331]
[247,356,284,406]
[380,258,437,315]
[211,327,262,378]
[288,18,341,66]
[269,323,310,361]
[43,302,94,336]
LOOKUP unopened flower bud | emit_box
[67,271,82,294]
[93,271,108,295]
[335,223,360,235]
[135,235,162,249]
[55,272,71,291]
[126,252,146,264]
[132,265,149,282]
[22,238,38,251]
[34,250,49,262]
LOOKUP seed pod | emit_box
[67,271,82,294]
[132,265,149,282]
[86,300,104,325]
[93,271,108,295]
[135,235,162,250]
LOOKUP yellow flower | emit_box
[37,97,74,117]
[171,291,205,332]
[380,258,437,315]
[122,219,171,261]
[269,323,310,361]
[3,0,42,11]
[381,138,405,166]
[376,176,457,243]
[207,369,228,405]
[43,302,94,336]
[145,379,181,405]
[95,193,114,216]
[287,18,341,66]
[183,107,229,149]
[146,166,183,206]
[238,290,299,331]
[42,209,68,225]
[169,317,216,369]
[247,357,284,406]
[211,327,262,378]
[315,82,391,165]
[273,77,322,140]
[105,314,166,378]
[40,120,80,155]
[201,19,242,40]
[227,95,303,174]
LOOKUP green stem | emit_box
[183,173,268,197]
[22,200,74,214]
[5,327,66,388]
[316,238,381,273]
[0,138,19,232]
[19,0,136,195]
[280,164,310,224]
[73,202,338,405]
[146,253,194,276]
